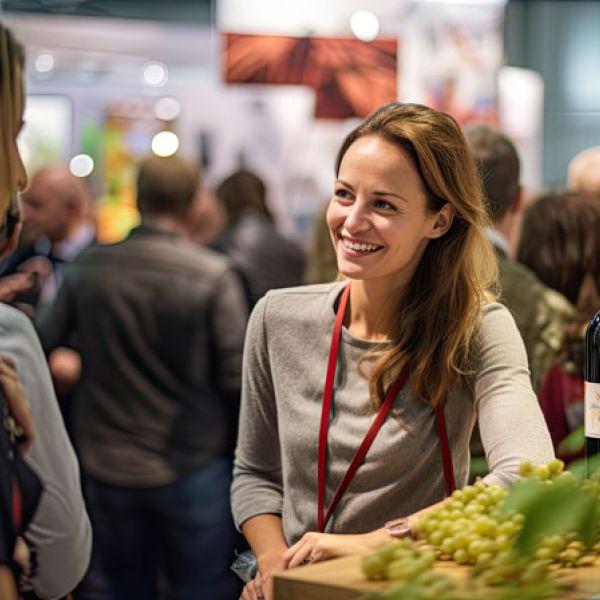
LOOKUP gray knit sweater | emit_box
[231,282,554,545]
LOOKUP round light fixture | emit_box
[350,10,380,42]
[142,62,168,87]
[69,154,94,178]
[154,97,182,121]
[34,52,55,74]
[151,131,179,157]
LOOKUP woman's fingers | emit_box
[0,355,36,454]
[240,574,264,600]
[286,541,317,569]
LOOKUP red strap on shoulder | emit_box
[318,283,456,533]
[318,284,350,533]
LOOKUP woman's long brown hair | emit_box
[335,102,498,408]
[0,21,25,213]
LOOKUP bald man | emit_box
[568,146,600,201]
[1,165,95,311]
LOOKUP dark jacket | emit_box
[36,225,248,488]
[495,247,576,393]
[211,212,306,309]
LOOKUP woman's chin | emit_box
[337,265,367,281]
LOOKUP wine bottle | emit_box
[585,310,600,477]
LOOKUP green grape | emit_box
[534,464,550,481]
[476,551,494,567]
[440,538,454,556]
[452,548,469,564]
[386,559,422,581]
[519,460,534,477]
[362,553,387,580]
[547,458,564,476]
[429,530,444,546]
[376,540,407,562]
[534,546,554,561]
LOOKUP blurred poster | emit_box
[19,95,72,174]
[401,5,504,126]
[223,33,398,119]
[96,101,166,242]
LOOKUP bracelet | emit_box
[384,517,413,539]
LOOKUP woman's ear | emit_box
[429,203,455,239]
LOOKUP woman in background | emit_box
[518,189,600,452]
[0,20,91,598]
[232,102,555,600]
[212,169,306,309]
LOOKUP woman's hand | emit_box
[240,572,265,600]
[0,355,35,454]
[240,550,287,600]
[282,529,391,569]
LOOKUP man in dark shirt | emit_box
[37,155,248,600]
[465,124,575,394]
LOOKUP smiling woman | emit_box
[231,102,555,600]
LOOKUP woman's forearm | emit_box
[242,514,289,572]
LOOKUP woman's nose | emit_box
[344,202,369,233]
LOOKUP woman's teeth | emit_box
[342,239,380,252]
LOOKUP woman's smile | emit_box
[339,234,383,255]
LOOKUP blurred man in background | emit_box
[568,146,600,202]
[37,155,248,600]
[0,165,95,313]
[212,169,306,309]
[465,124,575,394]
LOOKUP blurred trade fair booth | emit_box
[2,0,597,243]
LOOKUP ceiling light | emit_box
[350,10,380,42]
[151,131,179,157]
[142,62,168,87]
[154,97,182,121]
[69,154,94,178]
[34,52,55,74]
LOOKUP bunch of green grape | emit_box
[363,459,596,600]
[414,480,514,567]
[361,538,436,582]
[518,458,565,481]
[413,458,585,586]
[361,570,458,600]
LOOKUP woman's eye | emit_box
[374,199,396,211]
[335,189,353,201]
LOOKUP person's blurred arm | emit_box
[0,305,91,598]
[211,267,248,451]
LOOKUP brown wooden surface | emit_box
[274,554,600,600]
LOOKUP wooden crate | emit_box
[274,554,600,600]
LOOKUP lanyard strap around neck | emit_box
[317,283,455,533]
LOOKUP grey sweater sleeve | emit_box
[231,295,284,530]
[0,305,91,598]
[476,303,555,488]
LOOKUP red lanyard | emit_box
[317,284,455,533]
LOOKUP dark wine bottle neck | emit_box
[585,311,600,383]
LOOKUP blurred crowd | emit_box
[1,17,600,600]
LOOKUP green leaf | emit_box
[557,426,585,455]
[508,476,599,555]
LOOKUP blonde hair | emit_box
[335,103,497,407]
[0,21,25,214]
